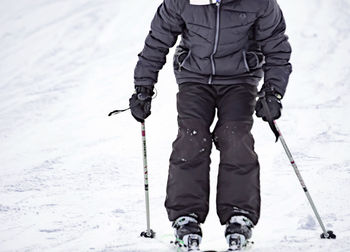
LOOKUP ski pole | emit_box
[273,120,335,239]
[258,92,336,239]
[140,121,155,238]
[108,109,155,238]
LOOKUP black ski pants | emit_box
[165,83,260,225]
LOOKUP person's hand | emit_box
[129,85,154,123]
[255,85,282,121]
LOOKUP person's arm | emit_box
[134,0,185,86]
[255,0,292,97]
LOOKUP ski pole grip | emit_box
[258,91,280,142]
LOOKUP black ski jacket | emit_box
[134,0,292,96]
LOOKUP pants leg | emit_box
[165,83,216,223]
[213,84,261,225]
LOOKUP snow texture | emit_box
[0,0,350,251]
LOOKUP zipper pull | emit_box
[216,0,221,6]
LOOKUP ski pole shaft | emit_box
[142,122,151,234]
[273,121,329,236]
[140,122,155,238]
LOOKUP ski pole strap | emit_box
[108,107,130,116]
[258,91,280,142]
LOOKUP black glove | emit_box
[255,85,283,121]
[129,85,154,123]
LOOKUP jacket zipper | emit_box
[208,0,221,84]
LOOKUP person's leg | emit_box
[213,84,260,225]
[165,83,216,223]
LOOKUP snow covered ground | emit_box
[0,0,349,251]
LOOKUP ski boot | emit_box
[225,215,254,251]
[172,216,202,251]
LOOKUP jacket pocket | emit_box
[214,49,264,76]
[243,51,265,72]
[174,46,191,72]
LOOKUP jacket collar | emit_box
[189,0,236,6]
[189,0,217,5]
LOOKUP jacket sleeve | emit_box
[255,0,292,96]
[134,0,184,86]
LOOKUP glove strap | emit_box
[258,91,280,142]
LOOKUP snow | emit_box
[0,0,350,251]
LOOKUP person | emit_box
[129,0,292,250]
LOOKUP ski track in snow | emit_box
[0,0,349,251]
